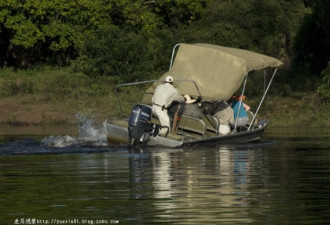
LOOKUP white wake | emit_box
[41,114,107,147]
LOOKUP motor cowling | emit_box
[128,104,152,143]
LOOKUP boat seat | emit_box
[203,115,219,134]
[179,115,207,136]
[151,114,220,136]
[178,115,220,136]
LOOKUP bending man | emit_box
[152,75,185,136]
[212,100,235,135]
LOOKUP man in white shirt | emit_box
[152,75,185,136]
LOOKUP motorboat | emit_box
[105,43,283,147]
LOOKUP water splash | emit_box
[41,114,107,147]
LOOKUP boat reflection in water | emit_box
[128,145,260,223]
[1,128,329,224]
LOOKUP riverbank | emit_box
[0,92,329,128]
[0,94,113,126]
[0,67,329,128]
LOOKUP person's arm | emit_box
[172,88,185,103]
[243,103,250,111]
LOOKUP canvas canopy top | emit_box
[143,43,283,102]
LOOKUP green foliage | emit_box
[1,0,329,102]
[74,0,313,86]
[0,0,207,67]
[75,26,173,82]
[175,0,308,58]
[0,0,114,66]
[242,70,293,98]
[0,67,40,96]
[0,67,115,100]
[294,0,330,75]
[317,62,330,103]
[260,93,330,128]
[146,0,208,27]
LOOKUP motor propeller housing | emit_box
[128,104,152,144]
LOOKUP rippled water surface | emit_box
[0,125,330,225]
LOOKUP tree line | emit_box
[0,0,206,67]
[0,0,329,101]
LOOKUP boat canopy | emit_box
[143,43,283,102]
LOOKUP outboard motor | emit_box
[128,104,152,144]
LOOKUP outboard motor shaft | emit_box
[128,104,152,144]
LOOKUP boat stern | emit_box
[105,119,130,144]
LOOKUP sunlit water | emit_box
[0,118,329,224]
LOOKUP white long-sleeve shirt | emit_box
[152,83,185,108]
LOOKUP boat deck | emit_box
[106,115,264,147]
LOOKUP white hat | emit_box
[165,75,174,83]
[184,94,196,104]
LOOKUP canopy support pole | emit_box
[248,68,278,131]
[115,79,201,117]
[233,74,248,132]
[115,80,161,116]
[264,70,266,92]
[169,44,181,70]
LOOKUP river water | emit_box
[0,117,329,225]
